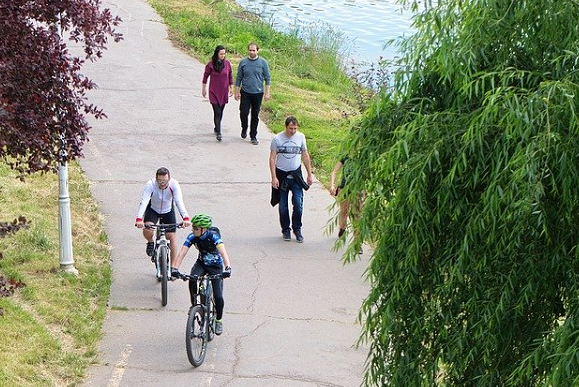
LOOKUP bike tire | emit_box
[207,282,216,342]
[159,245,169,306]
[186,305,207,367]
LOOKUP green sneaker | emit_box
[215,319,223,335]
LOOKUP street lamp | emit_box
[58,132,78,275]
[54,14,78,275]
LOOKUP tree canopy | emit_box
[341,0,579,385]
[0,0,121,175]
[0,0,121,312]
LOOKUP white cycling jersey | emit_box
[135,178,189,221]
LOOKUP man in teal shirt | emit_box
[234,42,271,145]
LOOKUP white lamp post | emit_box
[58,133,78,275]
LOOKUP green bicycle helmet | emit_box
[191,213,212,228]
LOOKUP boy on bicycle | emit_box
[171,213,232,335]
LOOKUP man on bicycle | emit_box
[171,213,232,335]
[134,167,191,269]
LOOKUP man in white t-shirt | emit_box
[269,116,314,242]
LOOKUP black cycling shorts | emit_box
[143,203,177,232]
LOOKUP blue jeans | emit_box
[278,178,304,233]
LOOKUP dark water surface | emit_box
[236,0,416,64]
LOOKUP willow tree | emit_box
[341,0,579,385]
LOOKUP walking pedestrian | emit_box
[202,45,233,142]
[330,156,365,254]
[234,42,271,145]
[269,116,313,242]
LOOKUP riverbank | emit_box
[149,0,364,184]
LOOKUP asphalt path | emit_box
[80,0,369,386]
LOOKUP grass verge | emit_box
[0,163,110,386]
[148,0,364,185]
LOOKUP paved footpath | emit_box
[80,0,369,386]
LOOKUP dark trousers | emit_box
[211,103,225,134]
[278,178,304,233]
[239,90,263,139]
[190,260,225,320]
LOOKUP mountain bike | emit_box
[145,223,181,306]
[174,272,222,367]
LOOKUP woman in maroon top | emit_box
[202,45,233,142]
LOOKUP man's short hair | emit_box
[285,116,299,127]
[248,42,259,51]
[156,167,170,177]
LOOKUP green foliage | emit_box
[342,0,579,385]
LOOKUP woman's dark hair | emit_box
[212,45,226,72]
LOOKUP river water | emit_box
[235,0,417,65]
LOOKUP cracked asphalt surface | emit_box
[80,0,369,385]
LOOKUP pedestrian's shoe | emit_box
[358,246,364,255]
[282,230,291,241]
[216,133,222,142]
[250,138,259,145]
[338,228,346,238]
[215,319,223,335]
[241,129,247,139]
[294,230,304,243]
[146,241,155,257]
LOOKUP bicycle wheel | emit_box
[185,305,207,367]
[159,245,169,306]
[207,282,216,342]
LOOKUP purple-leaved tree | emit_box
[0,0,122,311]
[1,0,122,174]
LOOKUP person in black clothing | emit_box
[171,213,231,335]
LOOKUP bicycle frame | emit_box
[190,273,221,338]
[145,223,181,306]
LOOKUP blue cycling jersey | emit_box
[183,230,224,267]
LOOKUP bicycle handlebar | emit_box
[144,223,183,230]
[173,272,224,281]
